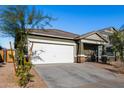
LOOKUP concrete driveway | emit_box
[34,62,124,88]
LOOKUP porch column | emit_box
[77,41,86,63]
[97,45,103,62]
[79,41,84,55]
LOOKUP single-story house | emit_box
[28,27,116,64]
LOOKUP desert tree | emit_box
[110,30,124,63]
[0,5,52,87]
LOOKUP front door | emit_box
[84,43,98,62]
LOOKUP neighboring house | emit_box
[28,28,115,64]
[97,27,117,61]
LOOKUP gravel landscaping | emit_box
[0,63,47,88]
[0,63,18,88]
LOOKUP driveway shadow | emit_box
[104,68,119,74]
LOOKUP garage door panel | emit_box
[31,43,74,64]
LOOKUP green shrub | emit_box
[16,57,34,87]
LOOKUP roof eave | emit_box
[29,32,76,40]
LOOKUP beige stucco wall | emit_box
[85,34,105,42]
[28,35,76,45]
[81,39,107,45]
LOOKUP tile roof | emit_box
[28,29,79,40]
[28,27,116,42]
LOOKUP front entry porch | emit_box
[83,43,103,62]
[77,32,108,63]
[78,42,104,63]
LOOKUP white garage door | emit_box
[31,43,74,64]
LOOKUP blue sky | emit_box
[1,5,124,49]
